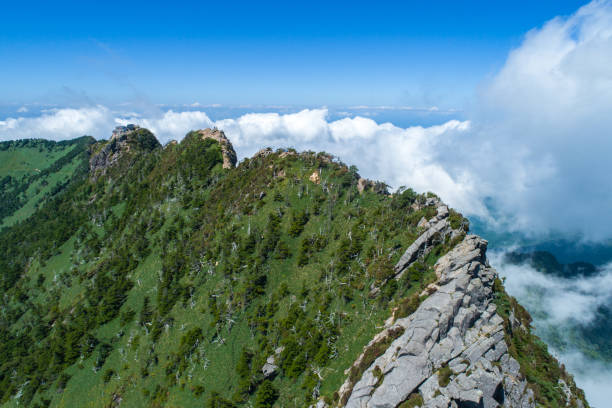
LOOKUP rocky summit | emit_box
[0,128,588,408]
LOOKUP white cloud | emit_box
[459,0,612,240]
[214,109,330,147]
[0,106,113,141]
[490,252,612,326]
[491,252,612,408]
[117,110,214,143]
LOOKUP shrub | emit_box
[288,209,309,237]
[437,364,452,387]
[398,393,424,408]
[103,369,115,383]
[254,380,279,408]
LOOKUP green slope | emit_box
[0,130,585,408]
[0,137,94,229]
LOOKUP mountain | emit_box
[0,126,588,408]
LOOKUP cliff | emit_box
[195,128,237,169]
[89,125,161,178]
[331,201,586,408]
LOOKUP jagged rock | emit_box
[341,235,538,408]
[90,125,160,178]
[195,128,237,169]
[262,346,284,378]
[253,147,274,159]
[279,150,297,158]
[418,216,429,228]
[310,170,321,184]
[357,177,388,194]
[262,357,278,378]
[370,202,457,296]
[394,204,452,278]
[111,124,139,139]
[310,399,329,408]
[358,178,369,193]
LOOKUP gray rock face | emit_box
[340,235,535,408]
[393,202,452,278]
[90,125,161,178]
[261,346,284,378]
[370,200,454,297]
[195,128,237,169]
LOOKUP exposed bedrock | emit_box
[341,235,537,408]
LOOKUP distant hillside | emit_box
[0,128,588,408]
[0,136,94,229]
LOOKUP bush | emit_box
[207,391,236,408]
[254,380,279,408]
[288,209,309,237]
[398,393,424,408]
[103,369,115,383]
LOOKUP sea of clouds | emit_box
[2,2,612,404]
[490,252,612,408]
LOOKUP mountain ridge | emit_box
[0,127,588,408]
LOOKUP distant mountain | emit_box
[470,217,612,266]
[503,251,598,279]
[0,127,588,407]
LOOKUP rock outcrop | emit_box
[357,178,388,195]
[89,125,160,178]
[310,170,321,184]
[340,234,538,408]
[195,128,237,169]
[370,199,459,297]
[262,346,285,378]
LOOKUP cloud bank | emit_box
[462,0,612,240]
[491,252,612,408]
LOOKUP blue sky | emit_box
[0,0,588,107]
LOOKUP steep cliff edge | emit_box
[334,204,587,408]
[194,128,237,169]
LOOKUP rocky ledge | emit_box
[339,234,537,408]
[90,125,160,178]
[325,192,589,408]
[195,128,237,169]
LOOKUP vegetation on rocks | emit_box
[493,278,588,407]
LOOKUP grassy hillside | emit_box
[0,137,94,229]
[0,130,584,408]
